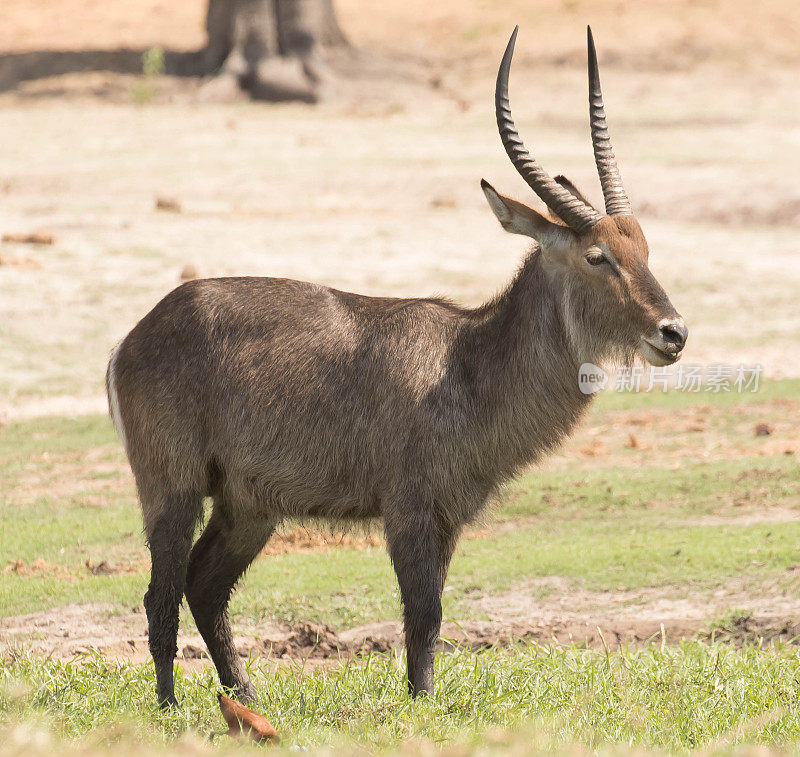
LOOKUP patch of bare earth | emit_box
[2,558,74,580]
[0,525,489,582]
[6,574,800,667]
[4,446,132,508]
[465,575,800,649]
[545,399,800,473]
[260,524,491,556]
[262,527,383,556]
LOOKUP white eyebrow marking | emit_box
[597,242,630,280]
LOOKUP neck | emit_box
[460,250,594,478]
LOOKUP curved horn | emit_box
[587,26,632,216]
[495,26,601,233]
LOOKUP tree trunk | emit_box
[203,0,347,102]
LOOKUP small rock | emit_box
[578,440,608,458]
[3,559,26,575]
[431,196,457,209]
[86,559,114,575]
[0,253,41,267]
[155,196,181,212]
[2,230,54,245]
[754,422,772,437]
[182,644,208,659]
[359,635,391,653]
[180,264,199,281]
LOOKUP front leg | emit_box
[386,517,442,697]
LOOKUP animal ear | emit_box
[553,175,600,213]
[481,179,572,246]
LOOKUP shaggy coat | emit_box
[107,26,687,706]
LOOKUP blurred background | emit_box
[0,0,798,418]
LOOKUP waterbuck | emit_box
[107,26,687,707]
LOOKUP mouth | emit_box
[639,337,682,367]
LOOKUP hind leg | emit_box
[185,499,274,704]
[141,488,203,708]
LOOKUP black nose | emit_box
[659,318,688,351]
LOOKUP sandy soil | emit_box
[552,400,800,472]
[5,573,800,666]
[1,1,799,419]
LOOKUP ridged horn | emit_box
[495,26,602,233]
[587,26,633,216]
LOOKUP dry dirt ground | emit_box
[1,0,799,663]
[5,577,800,666]
[1,0,799,419]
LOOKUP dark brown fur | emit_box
[108,184,684,707]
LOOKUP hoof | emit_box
[234,682,259,707]
[157,692,179,709]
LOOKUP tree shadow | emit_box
[0,44,428,104]
[0,48,207,93]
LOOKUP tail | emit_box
[106,341,128,453]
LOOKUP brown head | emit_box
[481,26,687,367]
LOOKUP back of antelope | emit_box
[108,26,687,707]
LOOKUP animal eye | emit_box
[585,250,606,266]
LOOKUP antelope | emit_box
[107,26,687,707]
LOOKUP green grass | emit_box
[2,381,800,753]
[1,382,799,624]
[2,446,799,626]
[4,643,800,754]
[0,414,116,469]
